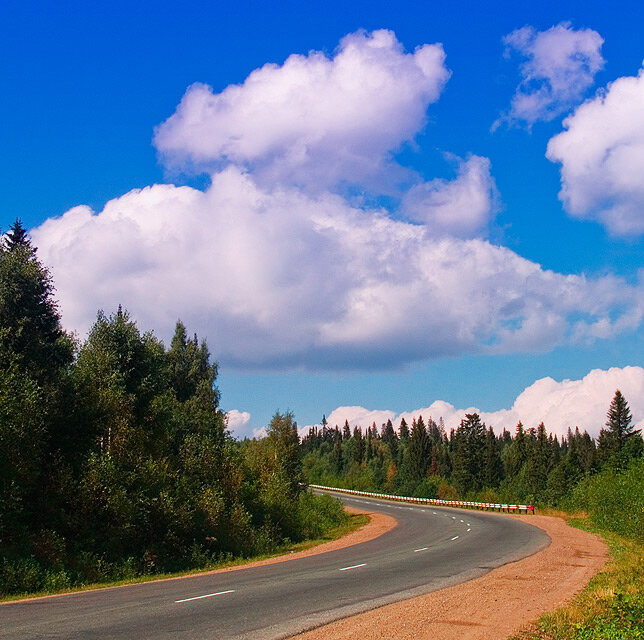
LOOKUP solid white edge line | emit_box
[339,563,367,571]
[175,589,235,603]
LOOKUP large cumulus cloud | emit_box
[32,166,643,369]
[31,30,644,371]
[547,65,644,235]
[154,29,449,192]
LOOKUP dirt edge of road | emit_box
[290,513,608,640]
[1,505,395,604]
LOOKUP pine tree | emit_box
[4,219,30,252]
[0,224,73,384]
[605,390,638,447]
[406,415,431,482]
[0,225,74,538]
[451,413,487,494]
[483,426,503,487]
[399,418,410,441]
[381,419,398,459]
[352,426,365,463]
[598,390,642,466]
[342,420,351,441]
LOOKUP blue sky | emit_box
[3,1,644,435]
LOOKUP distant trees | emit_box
[300,393,643,508]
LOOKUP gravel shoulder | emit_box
[290,513,608,640]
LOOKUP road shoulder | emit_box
[289,513,608,640]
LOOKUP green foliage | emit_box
[451,413,487,494]
[567,456,644,542]
[513,462,644,640]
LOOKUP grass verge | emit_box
[512,515,644,640]
[0,513,368,604]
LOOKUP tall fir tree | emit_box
[451,413,487,494]
[4,219,30,251]
[406,415,431,482]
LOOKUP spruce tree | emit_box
[0,223,73,384]
[4,219,30,251]
[399,418,410,441]
[406,415,431,483]
[483,426,503,488]
[381,418,398,459]
[598,390,642,466]
[451,413,487,494]
[605,390,638,447]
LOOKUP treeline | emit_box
[301,394,643,506]
[0,221,345,596]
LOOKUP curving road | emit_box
[0,491,549,640]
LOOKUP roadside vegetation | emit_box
[0,221,348,599]
[513,456,644,640]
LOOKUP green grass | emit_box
[511,516,644,640]
[0,513,368,603]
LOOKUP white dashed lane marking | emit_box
[414,547,429,552]
[339,563,367,571]
[175,590,235,603]
[451,536,459,541]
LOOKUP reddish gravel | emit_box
[290,513,608,640]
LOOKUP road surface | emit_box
[0,491,549,639]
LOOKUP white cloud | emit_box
[316,366,644,439]
[401,155,498,237]
[547,65,644,235]
[325,406,397,431]
[29,29,644,372]
[154,29,449,191]
[226,409,251,430]
[225,409,267,439]
[32,167,644,370]
[497,23,604,128]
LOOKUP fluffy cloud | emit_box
[401,155,497,237]
[32,167,644,369]
[226,409,251,431]
[497,23,604,128]
[547,65,644,235]
[154,29,449,191]
[318,366,644,439]
[30,29,644,371]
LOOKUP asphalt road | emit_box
[0,492,550,640]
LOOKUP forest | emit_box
[0,221,346,596]
[300,394,643,508]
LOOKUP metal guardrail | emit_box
[309,484,535,514]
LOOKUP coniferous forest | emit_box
[301,394,643,512]
[0,221,346,596]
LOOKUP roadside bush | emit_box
[297,492,348,540]
[568,456,644,542]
